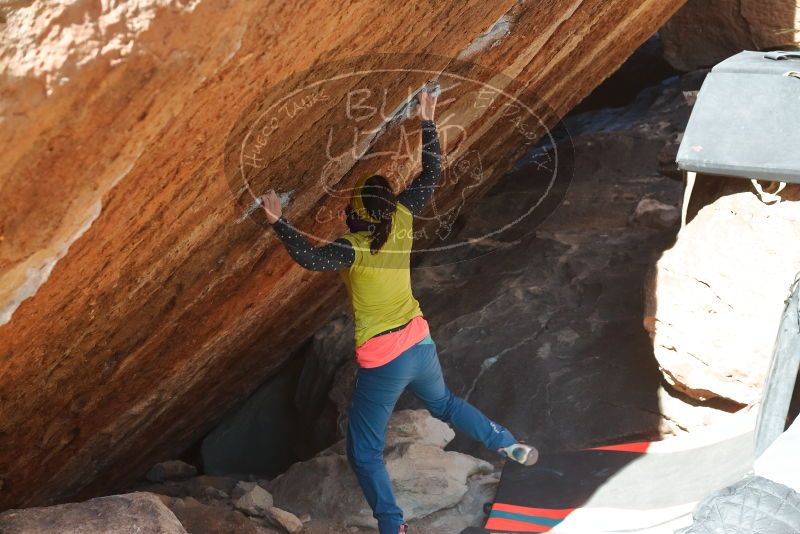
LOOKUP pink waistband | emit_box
[355,315,430,368]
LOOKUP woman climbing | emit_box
[260,88,537,534]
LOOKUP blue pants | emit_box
[345,335,516,534]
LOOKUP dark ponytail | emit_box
[362,175,397,254]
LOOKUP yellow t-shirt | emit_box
[339,202,423,347]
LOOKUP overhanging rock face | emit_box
[0,0,685,509]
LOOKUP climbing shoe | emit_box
[398,523,410,533]
[499,443,539,466]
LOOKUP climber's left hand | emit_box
[260,190,282,224]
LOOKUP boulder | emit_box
[381,443,494,524]
[410,472,500,533]
[134,474,238,502]
[661,0,800,71]
[146,460,198,483]
[630,198,680,230]
[201,486,230,500]
[268,410,492,529]
[235,485,275,517]
[646,180,800,404]
[231,481,258,500]
[187,476,239,499]
[162,495,282,534]
[0,492,186,533]
[266,506,304,533]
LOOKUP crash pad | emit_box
[461,425,755,533]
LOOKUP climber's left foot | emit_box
[498,442,539,466]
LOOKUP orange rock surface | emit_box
[0,0,684,509]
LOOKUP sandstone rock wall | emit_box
[660,0,800,70]
[0,0,685,509]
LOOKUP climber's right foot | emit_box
[398,523,410,533]
[498,443,539,466]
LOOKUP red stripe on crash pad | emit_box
[485,517,552,532]
[588,441,651,453]
[492,503,575,519]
